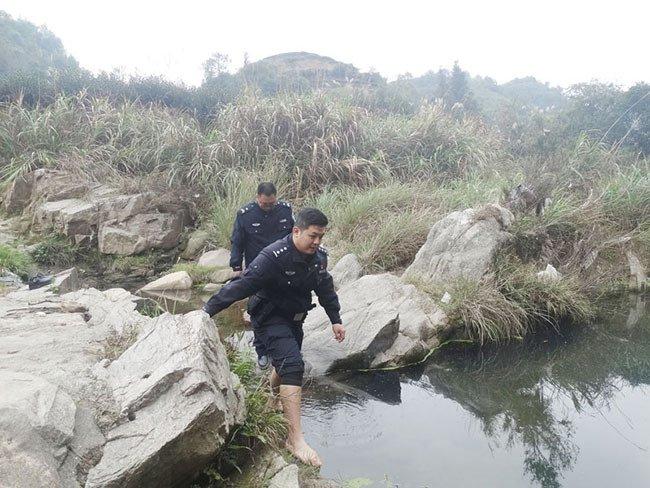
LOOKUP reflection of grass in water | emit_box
[422,299,649,488]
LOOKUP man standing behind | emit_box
[203,208,345,467]
[230,182,294,369]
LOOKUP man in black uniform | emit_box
[229,182,294,369]
[203,208,345,467]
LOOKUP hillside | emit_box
[0,11,78,75]
[238,51,382,93]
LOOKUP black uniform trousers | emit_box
[251,314,305,386]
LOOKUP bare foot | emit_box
[286,438,322,467]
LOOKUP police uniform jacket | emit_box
[204,234,342,326]
[230,200,294,270]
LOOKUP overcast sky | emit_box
[2,0,648,88]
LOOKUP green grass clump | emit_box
[0,243,32,279]
[599,167,650,230]
[226,347,287,447]
[499,263,594,328]
[360,103,505,178]
[410,258,593,345]
[29,234,80,267]
[412,277,529,344]
[308,182,440,270]
[137,299,164,318]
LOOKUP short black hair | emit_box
[257,182,277,196]
[295,207,328,229]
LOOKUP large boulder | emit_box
[98,213,183,255]
[0,287,148,487]
[330,253,363,289]
[33,198,96,239]
[2,173,34,215]
[29,169,88,206]
[32,190,156,247]
[0,286,245,488]
[302,274,448,376]
[403,204,514,285]
[95,192,152,224]
[8,169,191,255]
[85,311,245,488]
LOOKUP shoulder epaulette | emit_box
[279,201,292,208]
[318,245,328,255]
[271,244,289,258]
[238,202,255,215]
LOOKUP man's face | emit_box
[256,193,277,212]
[292,225,326,254]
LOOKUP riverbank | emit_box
[1,91,648,486]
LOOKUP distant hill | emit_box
[237,52,383,94]
[0,11,78,76]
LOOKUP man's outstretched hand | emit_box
[332,323,345,342]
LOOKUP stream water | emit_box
[129,286,650,488]
[301,295,650,488]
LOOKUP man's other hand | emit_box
[332,324,345,342]
[232,270,242,278]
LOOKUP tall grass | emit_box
[360,103,505,178]
[308,183,439,269]
[0,91,506,191]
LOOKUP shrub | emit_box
[29,234,79,267]
[0,243,32,278]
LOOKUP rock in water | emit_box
[139,271,193,292]
[626,251,647,291]
[302,274,447,375]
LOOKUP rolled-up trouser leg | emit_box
[259,320,305,386]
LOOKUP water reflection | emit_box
[303,296,650,487]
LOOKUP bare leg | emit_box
[280,384,322,467]
[268,368,282,411]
